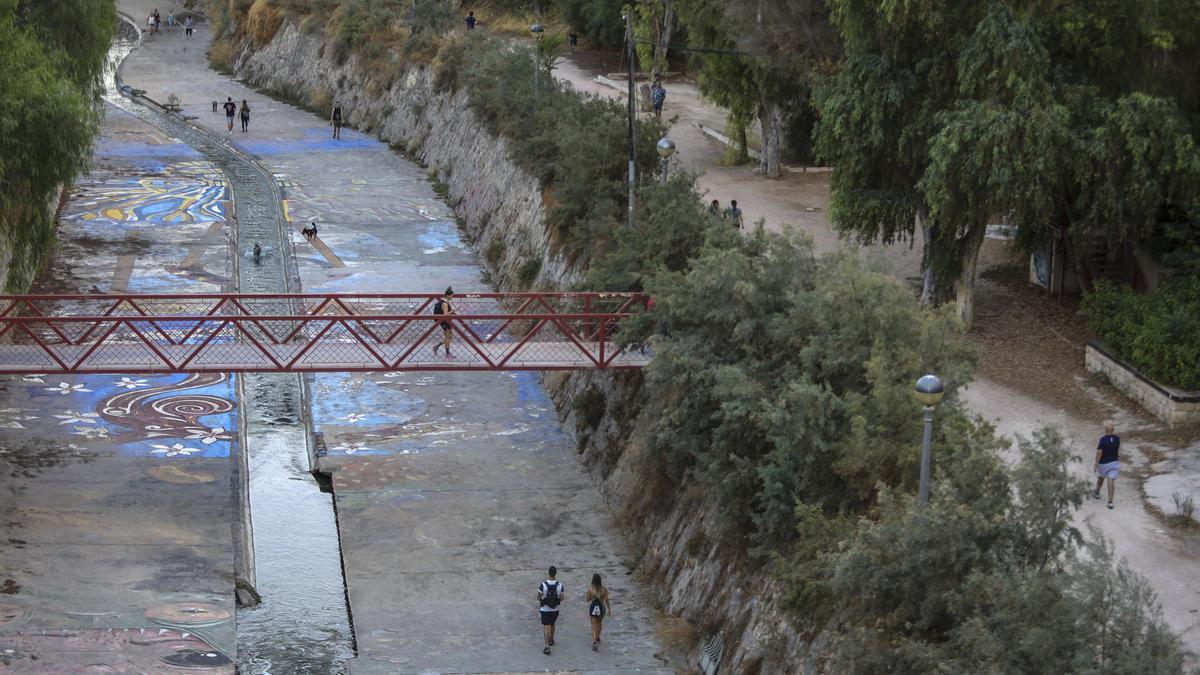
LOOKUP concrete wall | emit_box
[226,22,808,672]
[1085,342,1200,426]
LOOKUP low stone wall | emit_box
[1086,341,1200,425]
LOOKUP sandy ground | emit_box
[554,50,1200,653]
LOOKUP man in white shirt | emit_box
[538,566,564,656]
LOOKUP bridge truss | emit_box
[0,293,649,374]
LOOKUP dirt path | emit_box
[555,51,1200,654]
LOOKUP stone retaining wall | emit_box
[1086,341,1200,425]
[225,21,807,672]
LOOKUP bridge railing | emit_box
[0,293,649,373]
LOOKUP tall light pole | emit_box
[531,24,544,100]
[656,137,675,183]
[624,13,637,229]
[914,374,945,507]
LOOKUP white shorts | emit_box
[1096,461,1119,480]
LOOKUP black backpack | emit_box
[433,299,446,316]
[541,581,561,609]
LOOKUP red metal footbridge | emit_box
[0,293,649,374]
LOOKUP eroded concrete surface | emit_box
[118,4,676,672]
[0,101,238,670]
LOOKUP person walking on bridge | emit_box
[587,573,611,651]
[185,16,194,39]
[538,566,564,656]
[223,97,237,134]
[432,287,455,359]
[239,99,251,133]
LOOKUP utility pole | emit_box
[625,13,637,229]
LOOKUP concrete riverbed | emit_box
[0,3,681,672]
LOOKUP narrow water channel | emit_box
[107,15,354,672]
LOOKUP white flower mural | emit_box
[150,443,201,457]
[72,425,109,440]
[185,427,230,445]
[112,377,149,390]
[332,442,369,455]
[53,410,100,425]
[341,413,367,423]
[45,382,92,395]
[0,408,38,429]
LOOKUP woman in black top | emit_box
[239,100,250,132]
[331,101,343,139]
[432,287,454,358]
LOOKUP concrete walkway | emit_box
[555,54,1200,653]
[0,90,238,670]
[120,4,675,672]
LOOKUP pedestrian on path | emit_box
[569,32,578,52]
[708,199,722,219]
[1093,423,1120,509]
[587,573,611,651]
[651,79,667,118]
[464,11,476,30]
[147,14,155,33]
[185,16,194,39]
[726,199,744,229]
[331,100,344,139]
[432,287,455,358]
[223,97,237,133]
[153,9,161,33]
[538,566,564,656]
[239,99,251,132]
[167,11,175,32]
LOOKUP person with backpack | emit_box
[432,287,455,358]
[331,100,344,139]
[538,566,564,656]
[223,97,237,134]
[586,573,611,651]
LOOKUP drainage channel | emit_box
[108,15,355,673]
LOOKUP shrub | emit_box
[572,386,607,431]
[517,257,541,288]
[1081,277,1200,389]
[637,231,976,545]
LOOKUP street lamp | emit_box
[914,374,944,507]
[656,137,676,183]
[531,24,544,100]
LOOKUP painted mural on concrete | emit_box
[0,102,239,661]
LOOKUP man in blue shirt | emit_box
[1092,423,1120,509]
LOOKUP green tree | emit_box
[807,428,1188,674]
[674,0,834,178]
[818,0,1200,327]
[0,0,114,290]
[635,231,974,545]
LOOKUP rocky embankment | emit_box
[223,20,806,672]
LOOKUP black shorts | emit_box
[440,321,451,331]
[540,611,558,626]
